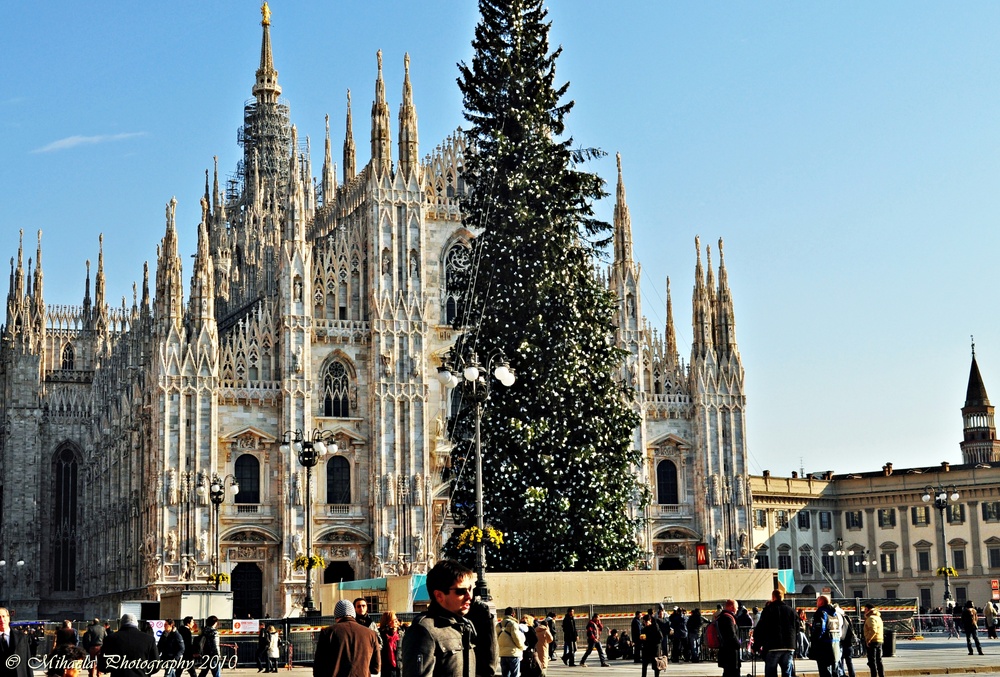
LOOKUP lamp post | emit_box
[437,350,515,602]
[835,538,853,600]
[923,483,960,607]
[280,429,338,615]
[0,558,25,606]
[200,474,239,589]
[858,549,878,599]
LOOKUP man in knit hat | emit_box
[314,599,380,677]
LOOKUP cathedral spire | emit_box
[691,236,714,357]
[155,197,185,334]
[252,2,281,104]
[715,238,738,357]
[188,216,215,326]
[613,153,633,265]
[322,115,337,206]
[32,230,44,328]
[93,234,109,341]
[212,156,222,215]
[371,50,392,175]
[397,53,419,178]
[665,276,678,362]
[344,90,356,182]
[961,341,1000,464]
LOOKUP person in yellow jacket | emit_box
[497,608,526,677]
[862,604,884,677]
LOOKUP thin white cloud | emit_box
[32,131,147,153]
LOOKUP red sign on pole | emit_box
[991,579,999,601]
[696,543,709,567]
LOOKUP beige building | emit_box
[751,352,1000,610]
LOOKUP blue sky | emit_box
[4,1,1000,475]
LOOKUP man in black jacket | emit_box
[0,608,32,677]
[716,599,741,677]
[98,614,159,677]
[177,618,197,677]
[401,560,476,677]
[561,608,578,666]
[754,590,797,677]
[157,619,186,677]
[630,612,643,664]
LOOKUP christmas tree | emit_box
[444,0,646,571]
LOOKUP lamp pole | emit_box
[203,474,239,589]
[0,558,25,607]
[835,538,853,600]
[859,549,878,599]
[438,350,515,602]
[281,429,338,615]
[923,484,960,607]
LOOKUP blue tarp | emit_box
[337,577,387,591]
[411,574,428,603]
[777,569,796,593]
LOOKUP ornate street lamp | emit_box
[835,537,853,600]
[0,558,25,607]
[923,483,960,607]
[280,429,338,615]
[437,350,515,602]
[200,474,239,589]
[858,549,878,599]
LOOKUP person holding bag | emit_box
[639,614,665,677]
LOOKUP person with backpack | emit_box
[543,613,558,662]
[960,600,984,656]
[497,607,526,677]
[834,604,856,677]
[716,599,741,677]
[810,596,841,677]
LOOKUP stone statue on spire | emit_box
[261,2,271,26]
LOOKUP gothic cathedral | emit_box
[0,7,750,618]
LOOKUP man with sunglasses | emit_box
[403,560,477,677]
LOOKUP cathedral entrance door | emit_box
[323,561,356,584]
[232,563,263,619]
[658,557,685,570]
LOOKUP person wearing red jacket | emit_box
[579,614,609,668]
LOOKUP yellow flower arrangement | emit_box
[457,526,504,550]
[936,566,958,577]
[293,554,327,570]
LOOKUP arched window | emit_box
[327,456,351,504]
[656,460,679,504]
[53,447,79,591]
[61,343,74,370]
[443,243,471,325]
[323,361,350,417]
[234,455,260,504]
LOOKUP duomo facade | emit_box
[0,7,750,619]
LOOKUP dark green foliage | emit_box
[443,0,647,571]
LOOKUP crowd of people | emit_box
[3,567,996,677]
